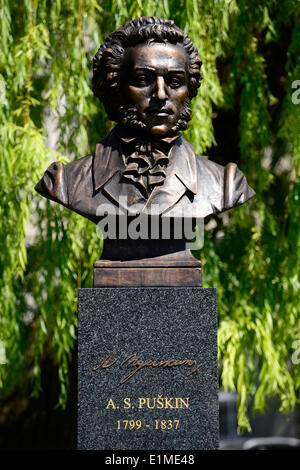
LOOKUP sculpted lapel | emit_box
[91,129,199,217]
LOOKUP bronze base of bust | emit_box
[93,249,201,287]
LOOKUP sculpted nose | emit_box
[153,76,167,100]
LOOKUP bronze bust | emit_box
[35,17,254,262]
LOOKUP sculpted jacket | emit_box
[35,126,255,224]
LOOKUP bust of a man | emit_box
[35,17,254,260]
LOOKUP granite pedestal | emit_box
[78,287,219,450]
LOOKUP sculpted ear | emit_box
[35,161,68,207]
[223,162,255,211]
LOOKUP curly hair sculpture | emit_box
[92,17,202,122]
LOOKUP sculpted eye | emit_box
[135,74,151,86]
[168,77,183,88]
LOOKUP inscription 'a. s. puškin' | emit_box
[92,349,202,384]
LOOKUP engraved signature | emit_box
[92,349,202,384]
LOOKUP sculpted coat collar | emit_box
[35,125,255,223]
[92,125,198,215]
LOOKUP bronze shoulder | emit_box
[223,162,255,211]
[34,154,94,208]
[35,161,68,207]
[194,156,255,215]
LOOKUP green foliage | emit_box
[0,0,299,432]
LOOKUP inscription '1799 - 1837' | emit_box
[92,349,202,384]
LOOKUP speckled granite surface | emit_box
[78,287,219,450]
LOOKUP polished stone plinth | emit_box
[78,287,219,450]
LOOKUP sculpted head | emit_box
[92,17,202,136]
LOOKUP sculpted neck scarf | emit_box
[119,133,179,197]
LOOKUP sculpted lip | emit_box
[146,108,173,117]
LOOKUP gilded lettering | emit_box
[106,398,116,409]
[138,398,146,409]
[146,398,156,409]
[177,397,190,408]
[164,397,175,408]
[156,395,164,408]
[135,396,190,408]
[123,397,131,409]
